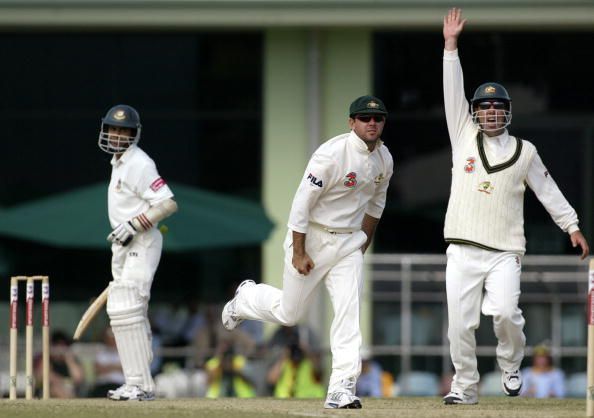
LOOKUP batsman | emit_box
[441,8,589,405]
[98,104,177,401]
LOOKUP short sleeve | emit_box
[137,161,174,205]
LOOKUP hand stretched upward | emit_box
[443,8,467,51]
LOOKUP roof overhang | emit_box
[0,0,592,30]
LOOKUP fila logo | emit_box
[307,173,323,187]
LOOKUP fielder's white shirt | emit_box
[443,49,579,252]
[108,145,174,228]
[287,131,393,233]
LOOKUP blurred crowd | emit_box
[23,293,396,400]
[22,298,576,400]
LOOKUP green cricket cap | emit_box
[349,95,388,117]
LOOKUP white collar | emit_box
[348,130,382,153]
[111,145,138,167]
[483,129,510,148]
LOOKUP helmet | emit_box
[98,104,142,154]
[471,82,511,103]
[470,82,512,132]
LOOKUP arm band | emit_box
[131,198,178,231]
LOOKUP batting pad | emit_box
[107,282,148,313]
[107,284,154,391]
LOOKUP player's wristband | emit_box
[130,198,178,231]
[130,213,152,231]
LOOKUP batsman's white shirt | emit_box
[443,48,580,396]
[108,144,174,228]
[238,131,393,395]
[108,144,173,289]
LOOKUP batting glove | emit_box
[107,221,138,246]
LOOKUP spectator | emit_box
[439,369,455,397]
[35,330,84,398]
[204,339,256,398]
[151,304,186,346]
[150,322,164,375]
[89,327,125,397]
[194,304,255,368]
[356,347,384,397]
[521,345,566,398]
[268,325,320,355]
[155,297,206,347]
[267,344,324,398]
[178,298,206,346]
[239,320,265,348]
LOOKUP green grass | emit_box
[0,397,586,418]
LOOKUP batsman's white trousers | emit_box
[446,244,526,396]
[111,228,163,297]
[238,226,368,394]
[109,228,163,391]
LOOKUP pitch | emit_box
[0,397,584,418]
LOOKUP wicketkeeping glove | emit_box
[107,221,138,246]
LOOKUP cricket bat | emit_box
[73,286,109,341]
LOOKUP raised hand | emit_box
[443,8,467,51]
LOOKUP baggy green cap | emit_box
[349,95,388,117]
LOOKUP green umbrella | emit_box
[0,182,274,251]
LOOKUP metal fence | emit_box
[367,254,588,376]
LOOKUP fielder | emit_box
[222,95,393,409]
[98,104,178,401]
[441,9,589,405]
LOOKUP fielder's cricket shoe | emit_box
[222,279,256,331]
[443,391,478,405]
[108,384,155,401]
[324,391,362,409]
[501,369,522,396]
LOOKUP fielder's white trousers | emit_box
[446,244,526,396]
[238,227,368,394]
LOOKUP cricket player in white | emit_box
[222,95,393,409]
[98,104,178,401]
[442,9,589,405]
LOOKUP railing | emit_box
[367,253,588,375]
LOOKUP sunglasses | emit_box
[476,101,507,110]
[355,115,385,123]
